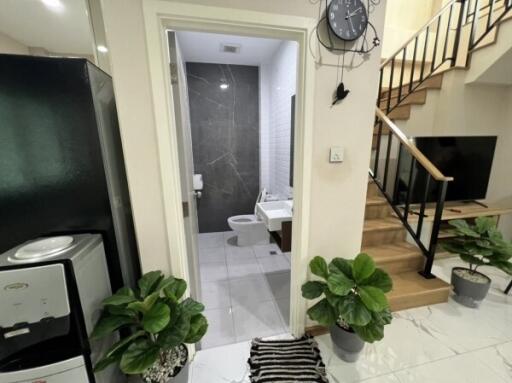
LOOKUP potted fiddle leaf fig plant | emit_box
[91,271,208,383]
[302,253,393,362]
[442,217,512,308]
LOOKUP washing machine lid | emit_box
[8,236,75,264]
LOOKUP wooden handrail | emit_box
[381,0,458,69]
[375,107,454,182]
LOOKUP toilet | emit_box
[227,189,270,246]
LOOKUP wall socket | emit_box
[329,146,344,163]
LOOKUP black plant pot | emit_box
[451,267,491,308]
[141,344,189,383]
[329,324,365,362]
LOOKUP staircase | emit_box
[367,0,512,311]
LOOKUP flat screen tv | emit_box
[397,136,497,203]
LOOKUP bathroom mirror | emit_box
[290,94,296,187]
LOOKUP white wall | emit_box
[260,40,298,199]
[0,31,29,54]
[101,0,386,281]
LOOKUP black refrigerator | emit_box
[0,54,140,289]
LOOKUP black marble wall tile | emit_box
[186,63,260,233]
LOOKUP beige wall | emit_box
[0,31,29,55]
[382,0,442,58]
[100,0,387,276]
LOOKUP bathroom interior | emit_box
[171,31,299,349]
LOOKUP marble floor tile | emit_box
[394,351,508,383]
[375,311,456,371]
[253,243,282,258]
[258,254,291,274]
[198,232,225,249]
[200,280,231,310]
[191,340,251,383]
[317,335,395,383]
[264,270,291,300]
[275,297,290,327]
[198,246,225,263]
[232,300,285,342]
[229,275,274,307]
[468,341,512,382]
[199,261,228,283]
[227,258,261,279]
[225,245,256,262]
[200,307,236,349]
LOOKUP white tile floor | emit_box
[198,231,291,349]
[189,256,512,382]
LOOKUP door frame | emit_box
[141,0,316,337]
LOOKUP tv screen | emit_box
[397,136,497,203]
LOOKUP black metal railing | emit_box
[371,0,511,278]
[371,109,453,278]
[466,0,512,49]
[378,0,512,115]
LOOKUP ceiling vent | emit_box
[220,43,241,54]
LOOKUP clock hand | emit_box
[348,16,355,33]
[345,7,362,19]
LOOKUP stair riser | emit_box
[367,182,380,198]
[381,74,443,99]
[376,256,425,274]
[365,204,393,219]
[389,288,451,312]
[362,228,406,246]
[379,89,427,109]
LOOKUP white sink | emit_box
[256,200,293,232]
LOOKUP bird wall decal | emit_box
[332,81,350,106]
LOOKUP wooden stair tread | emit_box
[381,73,443,98]
[387,271,451,311]
[366,197,387,206]
[363,217,403,232]
[363,242,422,263]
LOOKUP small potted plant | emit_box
[302,253,393,362]
[91,270,208,383]
[442,217,512,308]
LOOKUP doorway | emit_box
[168,30,299,349]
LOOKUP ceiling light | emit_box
[97,45,108,53]
[220,83,229,90]
[41,0,64,12]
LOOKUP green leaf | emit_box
[352,253,376,283]
[306,298,337,327]
[475,216,496,234]
[310,256,329,280]
[493,261,512,275]
[94,354,119,373]
[358,286,389,312]
[107,304,138,318]
[360,268,393,293]
[138,271,164,298]
[460,253,486,266]
[329,258,353,279]
[338,295,372,326]
[324,289,344,308]
[127,292,159,314]
[158,313,191,348]
[91,314,135,339]
[449,220,480,238]
[120,340,160,374]
[181,297,205,316]
[155,276,176,292]
[104,330,146,359]
[103,287,137,306]
[142,302,171,334]
[164,278,188,302]
[352,309,392,343]
[301,281,327,299]
[185,314,208,343]
[327,272,354,296]
[352,321,385,343]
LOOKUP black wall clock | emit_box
[328,0,368,41]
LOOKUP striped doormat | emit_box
[248,336,329,383]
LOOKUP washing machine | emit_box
[0,234,123,383]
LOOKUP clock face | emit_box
[328,0,368,41]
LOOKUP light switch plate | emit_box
[330,146,344,163]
